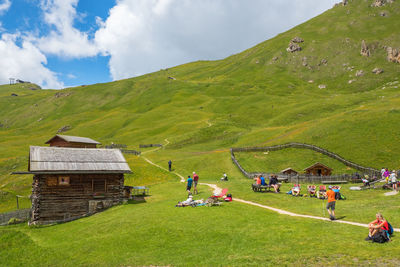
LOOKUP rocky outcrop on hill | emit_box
[372,68,384,74]
[360,40,370,57]
[57,125,71,133]
[387,47,400,63]
[372,0,395,7]
[286,37,303,53]
[54,92,72,98]
[356,70,365,77]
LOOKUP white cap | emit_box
[193,171,196,174]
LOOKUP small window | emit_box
[58,176,70,186]
[46,177,58,186]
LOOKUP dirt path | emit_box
[142,139,400,232]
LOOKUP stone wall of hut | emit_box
[31,173,124,224]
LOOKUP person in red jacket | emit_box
[193,172,199,194]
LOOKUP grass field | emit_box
[1,0,400,265]
[1,181,399,267]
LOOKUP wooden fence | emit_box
[120,149,141,155]
[231,142,380,183]
[139,144,163,148]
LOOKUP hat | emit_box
[328,185,333,189]
[393,170,396,173]
[193,171,196,174]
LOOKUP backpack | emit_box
[372,231,389,243]
[386,220,394,236]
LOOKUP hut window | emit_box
[58,176,70,186]
[93,179,106,193]
[46,176,58,186]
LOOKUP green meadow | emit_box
[1,0,400,265]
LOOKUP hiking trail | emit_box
[142,140,400,232]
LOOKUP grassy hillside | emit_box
[1,0,399,206]
[1,0,400,265]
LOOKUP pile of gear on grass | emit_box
[175,191,232,208]
[176,172,232,207]
[287,184,346,200]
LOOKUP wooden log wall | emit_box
[31,173,124,224]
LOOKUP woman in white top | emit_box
[390,170,397,191]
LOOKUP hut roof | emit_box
[303,162,332,171]
[280,168,298,173]
[45,135,101,145]
[29,146,131,174]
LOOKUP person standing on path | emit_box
[193,172,199,194]
[186,175,193,194]
[168,160,172,172]
[390,170,397,191]
[326,185,336,220]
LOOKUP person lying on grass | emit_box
[366,213,389,241]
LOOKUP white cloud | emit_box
[37,0,98,58]
[0,33,64,88]
[0,0,11,15]
[95,0,338,81]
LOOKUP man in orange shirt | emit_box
[326,185,336,220]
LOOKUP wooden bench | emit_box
[322,181,348,184]
[252,184,272,192]
[132,186,149,196]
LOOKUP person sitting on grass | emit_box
[269,174,280,193]
[332,185,341,200]
[292,184,301,196]
[317,185,327,199]
[254,175,261,186]
[366,213,390,241]
[362,175,370,188]
[307,185,316,197]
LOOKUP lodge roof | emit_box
[280,168,298,173]
[45,135,101,145]
[29,146,131,174]
[303,162,333,171]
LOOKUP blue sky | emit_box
[0,0,337,89]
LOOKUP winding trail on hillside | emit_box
[140,139,400,232]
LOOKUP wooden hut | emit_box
[45,134,101,148]
[28,146,131,224]
[280,168,298,176]
[304,162,332,176]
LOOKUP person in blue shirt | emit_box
[186,176,193,193]
[260,176,266,186]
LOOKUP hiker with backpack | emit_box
[326,185,336,220]
[366,213,393,242]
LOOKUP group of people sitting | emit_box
[253,174,281,193]
[289,184,344,199]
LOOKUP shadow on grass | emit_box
[127,195,151,205]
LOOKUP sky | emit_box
[0,0,338,89]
